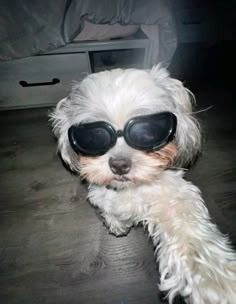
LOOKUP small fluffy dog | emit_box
[51,66,236,304]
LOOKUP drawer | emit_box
[176,8,206,25]
[0,53,90,110]
[175,8,209,43]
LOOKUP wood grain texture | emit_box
[0,108,160,304]
[0,87,235,304]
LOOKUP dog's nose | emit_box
[109,157,132,175]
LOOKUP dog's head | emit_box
[50,66,201,189]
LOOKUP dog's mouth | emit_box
[113,175,130,182]
[108,175,131,191]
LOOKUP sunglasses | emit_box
[68,111,177,156]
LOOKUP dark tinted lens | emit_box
[126,113,176,150]
[68,124,115,155]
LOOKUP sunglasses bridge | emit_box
[116,130,124,137]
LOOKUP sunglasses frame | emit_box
[68,112,177,156]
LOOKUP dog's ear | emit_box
[150,65,201,166]
[150,65,193,112]
[49,97,80,172]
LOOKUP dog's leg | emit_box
[146,177,236,304]
[88,185,134,237]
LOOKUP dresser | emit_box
[0,32,151,110]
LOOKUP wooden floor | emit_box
[0,86,235,304]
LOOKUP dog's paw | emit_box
[103,215,132,237]
[108,223,131,237]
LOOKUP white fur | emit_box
[50,65,236,303]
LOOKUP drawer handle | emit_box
[19,78,60,87]
[182,21,202,25]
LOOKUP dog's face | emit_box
[51,66,201,189]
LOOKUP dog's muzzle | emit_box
[68,111,177,156]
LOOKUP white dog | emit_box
[50,66,236,304]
